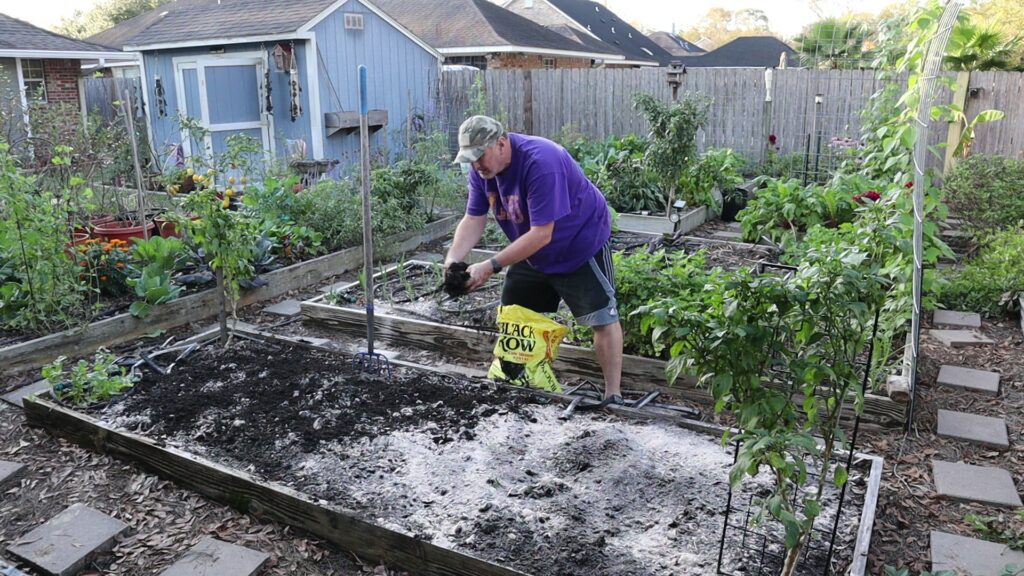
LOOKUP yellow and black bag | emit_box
[487,305,568,392]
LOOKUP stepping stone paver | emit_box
[933,310,982,329]
[261,299,301,316]
[937,409,1009,449]
[1,380,51,407]
[159,537,269,576]
[0,460,26,489]
[932,530,1024,575]
[932,460,1022,508]
[936,365,1000,397]
[7,503,128,576]
[928,329,994,348]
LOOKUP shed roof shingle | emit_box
[89,0,337,49]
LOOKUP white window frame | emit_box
[543,57,556,69]
[172,51,274,161]
[21,59,47,102]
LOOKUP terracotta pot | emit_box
[154,214,200,238]
[73,214,116,235]
[92,220,156,245]
[65,232,91,258]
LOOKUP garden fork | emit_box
[352,64,392,382]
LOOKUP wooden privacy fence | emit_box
[440,68,1024,171]
[83,77,144,125]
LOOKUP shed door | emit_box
[176,55,272,164]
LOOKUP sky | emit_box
[7,0,896,39]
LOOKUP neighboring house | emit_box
[373,0,623,70]
[648,32,705,58]
[679,36,799,68]
[502,0,674,67]
[0,12,136,141]
[89,0,443,168]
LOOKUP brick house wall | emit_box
[489,53,590,69]
[42,58,81,106]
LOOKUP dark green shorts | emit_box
[500,243,618,327]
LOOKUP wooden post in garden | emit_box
[763,68,774,165]
[121,89,149,240]
[216,271,227,345]
[943,70,971,175]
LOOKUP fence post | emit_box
[943,70,971,175]
[523,70,533,135]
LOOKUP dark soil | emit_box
[443,261,470,298]
[100,339,538,480]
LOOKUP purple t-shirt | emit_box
[466,133,611,274]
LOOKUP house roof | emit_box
[372,0,621,60]
[0,12,132,59]
[540,0,674,66]
[648,32,705,56]
[90,0,337,50]
[680,36,799,68]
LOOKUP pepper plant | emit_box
[637,235,890,575]
[633,92,711,216]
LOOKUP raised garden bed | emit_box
[23,330,881,576]
[301,291,907,429]
[0,216,457,383]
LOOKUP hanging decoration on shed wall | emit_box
[288,41,302,122]
[154,76,167,117]
[264,68,273,114]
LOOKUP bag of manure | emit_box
[487,304,568,392]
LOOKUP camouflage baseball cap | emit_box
[454,115,504,163]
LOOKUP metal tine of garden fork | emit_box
[632,390,660,410]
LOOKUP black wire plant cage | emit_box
[716,309,879,576]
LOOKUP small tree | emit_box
[633,93,711,216]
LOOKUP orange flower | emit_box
[116,262,125,268]
[119,247,129,253]
[103,246,112,253]
[79,261,88,267]
[100,275,108,281]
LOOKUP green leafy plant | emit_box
[0,144,90,333]
[574,135,663,214]
[678,148,745,215]
[633,92,712,216]
[966,509,1024,551]
[942,155,1024,236]
[127,265,183,318]
[636,237,890,575]
[937,227,1024,317]
[883,567,954,576]
[42,348,138,406]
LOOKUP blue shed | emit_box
[90,0,442,168]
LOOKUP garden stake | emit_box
[352,65,392,382]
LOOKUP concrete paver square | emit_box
[933,460,1022,508]
[1,380,51,408]
[937,410,1009,449]
[936,365,1000,396]
[261,299,302,317]
[711,230,744,241]
[160,537,269,576]
[928,329,994,348]
[933,310,982,328]
[7,503,128,576]
[932,530,1024,574]
[0,460,26,489]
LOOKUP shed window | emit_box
[22,59,46,102]
[543,57,556,69]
